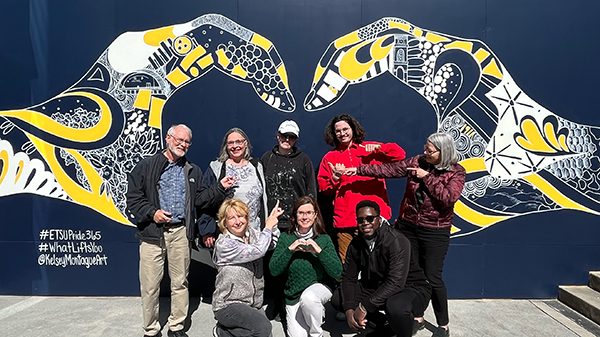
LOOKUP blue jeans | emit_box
[214,303,272,337]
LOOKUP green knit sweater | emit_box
[269,232,343,305]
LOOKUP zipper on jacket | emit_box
[223,283,234,301]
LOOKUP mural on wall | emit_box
[0,14,295,225]
[0,13,597,238]
[305,17,600,236]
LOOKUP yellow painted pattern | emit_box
[15,160,24,183]
[0,149,8,186]
[544,122,561,150]
[523,174,599,214]
[516,119,555,153]
[277,64,289,88]
[425,32,450,44]
[180,45,207,71]
[133,89,152,110]
[413,28,423,37]
[216,49,230,68]
[29,135,131,225]
[143,26,175,47]
[334,31,360,49]
[370,35,394,60]
[231,64,247,78]
[451,226,461,234]
[190,67,199,77]
[340,40,375,81]
[482,59,503,79]
[388,21,410,32]
[251,33,272,50]
[444,41,473,52]
[460,157,487,173]
[0,91,112,144]
[197,54,214,69]
[329,86,338,94]
[313,65,325,84]
[461,124,477,138]
[455,200,509,227]
[173,36,192,55]
[473,49,490,63]
[148,97,166,129]
[166,68,191,87]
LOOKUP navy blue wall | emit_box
[0,0,599,298]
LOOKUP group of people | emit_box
[126,114,466,337]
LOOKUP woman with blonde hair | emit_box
[212,199,283,337]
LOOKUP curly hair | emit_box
[287,196,326,237]
[323,114,366,147]
[217,199,250,235]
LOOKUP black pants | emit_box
[331,284,429,337]
[397,220,451,326]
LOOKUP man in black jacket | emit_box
[126,124,235,337]
[332,200,431,337]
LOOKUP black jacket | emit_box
[341,223,431,313]
[261,146,317,229]
[126,151,226,242]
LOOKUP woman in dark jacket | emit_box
[346,132,465,337]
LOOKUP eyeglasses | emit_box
[356,215,378,224]
[227,139,246,146]
[335,127,351,134]
[170,135,192,146]
[279,133,298,141]
[423,145,439,155]
[297,211,316,217]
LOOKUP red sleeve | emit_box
[376,142,406,163]
[317,152,340,195]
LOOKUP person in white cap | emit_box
[261,120,317,231]
[261,120,317,321]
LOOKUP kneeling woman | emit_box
[212,199,283,337]
[269,196,343,337]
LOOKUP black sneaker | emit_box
[367,310,387,329]
[412,320,425,335]
[167,330,188,337]
[431,326,449,337]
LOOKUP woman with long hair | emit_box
[317,113,405,262]
[201,127,269,247]
[269,196,342,337]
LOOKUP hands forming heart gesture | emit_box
[289,238,322,254]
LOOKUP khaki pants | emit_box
[336,227,358,264]
[139,225,190,336]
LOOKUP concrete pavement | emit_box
[1,295,599,337]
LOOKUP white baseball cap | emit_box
[278,120,300,137]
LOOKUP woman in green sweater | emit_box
[269,196,343,337]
